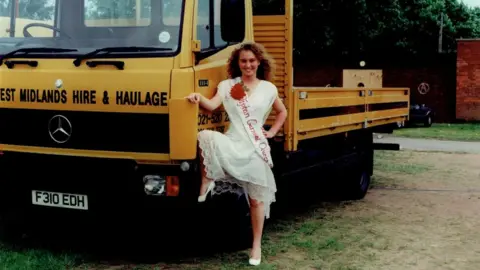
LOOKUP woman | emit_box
[185,42,287,266]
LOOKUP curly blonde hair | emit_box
[227,42,276,82]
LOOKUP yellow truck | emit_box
[0,0,409,238]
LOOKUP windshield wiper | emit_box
[0,47,78,66]
[73,46,172,67]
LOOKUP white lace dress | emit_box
[197,77,278,219]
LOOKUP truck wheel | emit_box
[340,130,373,200]
[345,168,371,200]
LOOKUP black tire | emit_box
[345,168,371,200]
[424,115,432,127]
[343,130,373,200]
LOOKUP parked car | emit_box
[408,103,434,127]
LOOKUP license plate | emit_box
[32,190,88,210]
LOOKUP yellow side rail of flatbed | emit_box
[291,87,410,150]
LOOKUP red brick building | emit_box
[456,39,480,121]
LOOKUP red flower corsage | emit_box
[230,83,247,100]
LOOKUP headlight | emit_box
[143,175,166,196]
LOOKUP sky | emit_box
[461,0,480,7]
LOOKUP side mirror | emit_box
[220,0,245,43]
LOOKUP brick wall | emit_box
[456,40,480,121]
[293,56,457,122]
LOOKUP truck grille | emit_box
[0,108,170,153]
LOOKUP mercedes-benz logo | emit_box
[55,79,63,88]
[48,115,72,144]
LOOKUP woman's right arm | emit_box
[185,90,222,112]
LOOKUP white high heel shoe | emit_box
[198,181,215,202]
[249,249,262,266]
[248,258,261,266]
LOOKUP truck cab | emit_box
[0,0,254,235]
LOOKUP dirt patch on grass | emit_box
[346,190,480,270]
[356,150,480,270]
[374,150,480,191]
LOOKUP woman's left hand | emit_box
[262,129,275,139]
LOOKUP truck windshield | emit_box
[0,0,183,56]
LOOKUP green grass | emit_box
[145,210,380,270]
[373,150,432,175]
[371,150,433,189]
[0,206,382,270]
[393,123,480,141]
[0,244,79,270]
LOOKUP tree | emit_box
[253,0,480,60]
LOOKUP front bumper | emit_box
[0,151,199,227]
